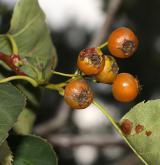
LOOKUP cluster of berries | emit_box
[64,27,140,109]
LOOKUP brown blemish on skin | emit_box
[120,119,133,135]
[135,124,144,134]
[87,54,101,67]
[107,56,119,73]
[80,48,102,68]
[72,87,93,108]
[111,60,119,73]
[73,89,89,105]
[145,131,152,137]
[121,39,136,56]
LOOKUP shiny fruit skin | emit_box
[108,27,138,58]
[112,73,139,102]
[95,55,119,84]
[64,79,94,109]
[77,48,105,75]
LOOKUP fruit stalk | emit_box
[93,100,148,165]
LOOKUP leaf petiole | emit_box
[45,83,65,95]
[97,42,108,49]
[93,100,148,165]
[0,76,39,87]
[52,71,80,78]
[45,83,66,90]
[6,33,19,55]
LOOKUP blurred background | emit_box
[0,0,159,164]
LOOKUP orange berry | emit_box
[77,48,105,75]
[108,27,138,58]
[95,55,119,84]
[112,73,139,102]
[64,79,93,109]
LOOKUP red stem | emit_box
[0,52,27,75]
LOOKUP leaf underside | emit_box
[120,99,160,164]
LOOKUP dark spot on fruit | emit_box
[73,88,91,108]
[111,61,119,73]
[135,124,144,134]
[80,48,102,68]
[120,119,133,135]
[122,40,136,56]
[145,131,152,137]
[88,54,101,67]
[107,56,119,73]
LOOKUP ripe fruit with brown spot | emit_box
[108,27,138,58]
[77,48,105,75]
[112,73,139,102]
[95,55,119,84]
[64,79,94,109]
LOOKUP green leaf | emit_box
[0,0,57,83]
[120,99,160,165]
[0,83,26,145]
[0,141,13,165]
[14,108,36,135]
[11,135,58,165]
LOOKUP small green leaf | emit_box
[11,135,58,165]
[0,83,26,145]
[0,0,57,83]
[0,141,13,165]
[14,108,36,135]
[120,99,160,164]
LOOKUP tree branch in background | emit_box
[48,134,124,148]
[89,0,123,47]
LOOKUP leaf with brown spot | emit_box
[145,131,152,137]
[120,99,160,164]
[120,119,133,135]
[135,124,144,134]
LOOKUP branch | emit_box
[89,0,123,47]
[48,134,124,148]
